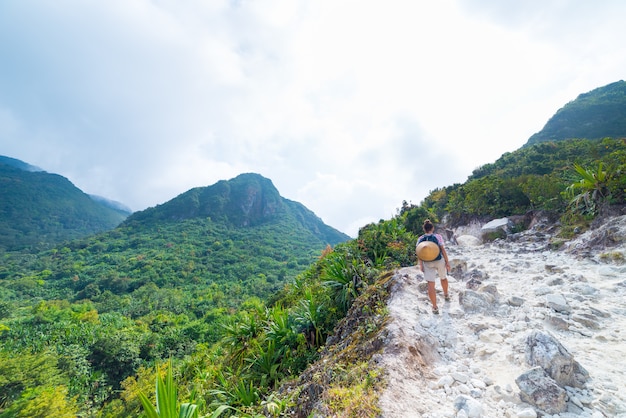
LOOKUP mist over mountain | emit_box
[0,155,43,172]
[88,194,133,214]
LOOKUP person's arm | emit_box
[441,245,450,272]
[416,245,424,271]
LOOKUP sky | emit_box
[1,1,625,237]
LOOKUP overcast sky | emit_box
[1,1,625,237]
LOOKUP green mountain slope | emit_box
[411,81,626,227]
[126,172,348,244]
[0,172,351,413]
[417,137,625,227]
[0,157,130,252]
[1,172,349,321]
[526,80,626,146]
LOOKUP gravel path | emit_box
[376,218,626,418]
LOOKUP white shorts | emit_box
[423,258,447,282]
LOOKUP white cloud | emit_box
[1,0,625,237]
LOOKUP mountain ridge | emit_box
[526,80,626,146]
[0,156,349,251]
[0,158,130,251]
[124,172,349,245]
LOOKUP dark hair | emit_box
[423,219,434,233]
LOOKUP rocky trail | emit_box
[375,215,626,418]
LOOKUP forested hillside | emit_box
[0,173,352,416]
[526,80,626,145]
[0,157,130,252]
[416,137,625,230]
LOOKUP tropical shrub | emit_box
[564,162,611,216]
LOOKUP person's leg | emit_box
[423,262,438,313]
[428,281,437,311]
[441,278,449,300]
[434,259,449,299]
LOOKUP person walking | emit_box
[416,219,450,314]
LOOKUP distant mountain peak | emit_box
[0,155,43,172]
[128,173,283,226]
[526,80,626,146]
[0,157,129,251]
[124,173,350,244]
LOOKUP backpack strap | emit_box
[419,234,440,245]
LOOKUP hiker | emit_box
[416,219,450,314]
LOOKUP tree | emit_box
[0,385,78,418]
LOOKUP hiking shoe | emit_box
[432,307,439,314]
[444,294,451,302]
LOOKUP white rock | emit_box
[482,218,510,232]
[571,395,583,408]
[545,293,571,313]
[457,235,482,247]
[571,284,598,295]
[452,372,470,384]
[516,408,537,418]
[479,331,504,343]
[457,410,469,418]
[433,366,448,376]
[454,395,484,418]
[457,383,471,394]
[438,375,455,388]
[470,378,487,389]
[597,266,618,277]
[476,346,497,357]
[534,286,552,296]
[376,218,626,418]
[508,296,526,307]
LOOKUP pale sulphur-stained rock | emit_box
[481,217,511,233]
[545,293,571,313]
[515,367,567,415]
[571,313,601,329]
[524,330,589,388]
[507,295,525,306]
[457,234,482,247]
[454,395,484,418]
[515,407,537,418]
[459,289,496,313]
[479,330,504,344]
